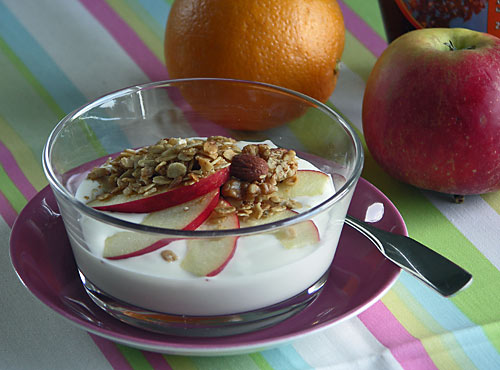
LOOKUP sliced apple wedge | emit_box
[272,218,320,249]
[103,189,220,259]
[240,209,319,249]
[89,167,229,213]
[276,169,331,199]
[181,200,240,277]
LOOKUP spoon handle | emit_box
[345,215,473,297]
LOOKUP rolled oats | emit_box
[167,162,187,178]
[87,136,238,201]
[86,137,301,222]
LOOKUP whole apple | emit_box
[362,28,500,196]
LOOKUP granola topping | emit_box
[87,136,238,201]
[87,137,301,221]
[222,143,299,220]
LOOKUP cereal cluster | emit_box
[88,137,300,220]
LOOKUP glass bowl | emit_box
[42,78,363,337]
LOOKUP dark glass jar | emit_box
[378,0,499,42]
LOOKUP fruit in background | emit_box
[276,170,331,199]
[362,28,500,197]
[89,167,229,213]
[241,209,320,249]
[164,0,345,131]
[181,200,240,276]
[103,190,220,259]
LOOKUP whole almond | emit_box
[230,154,268,182]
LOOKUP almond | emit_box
[230,154,269,182]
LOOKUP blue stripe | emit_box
[262,345,313,370]
[400,272,500,369]
[0,2,130,155]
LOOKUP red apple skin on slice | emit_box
[89,167,229,213]
[181,200,240,277]
[276,169,330,199]
[240,209,320,249]
[103,189,220,259]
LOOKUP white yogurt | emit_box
[69,141,353,316]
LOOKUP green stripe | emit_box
[0,165,27,213]
[249,353,274,370]
[77,119,109,158]
[164,355,197,370]
[0,35,107,159]
[341,0,388,40]
[341,31,377,82]
[0,35,65,119]
[115,344,154,370]
[0,115,47,191]
[105,0,165,62]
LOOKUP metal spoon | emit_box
[345,215,473,297]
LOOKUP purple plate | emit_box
[10,177,404,356]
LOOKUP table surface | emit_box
[2,1,499,369]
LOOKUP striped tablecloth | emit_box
[2,1,499,369]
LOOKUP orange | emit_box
[164,0,345,130]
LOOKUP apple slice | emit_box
[276,169,331,198]
[103,189,219,259]
[181,200,240,277]
[89,167,229,213]
[240,209,320,249]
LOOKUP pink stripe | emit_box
[0,141,37,200]
[89,334,134,370]
[78,0,168,82]
[0,191,17,228]
[338,0,388,57]
[359,301,438,370]
[142,351,172,370]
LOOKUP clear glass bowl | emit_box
[43,78,363,337]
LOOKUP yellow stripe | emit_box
[342,30,378,82]
[122,0,164,37]
[0,115,47,191]
[0,164,27,213]
[382,286,465,369]
[105,0,165,63]
[390,282,477,369]
[164,355,197,370]
[480,191,500,215]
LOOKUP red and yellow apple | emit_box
[181,199,240,276]
[89,167,229,213]
[103,190,220,259]
[240,208,320,249]
[276,169,330,198]
[362,28,500,196]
